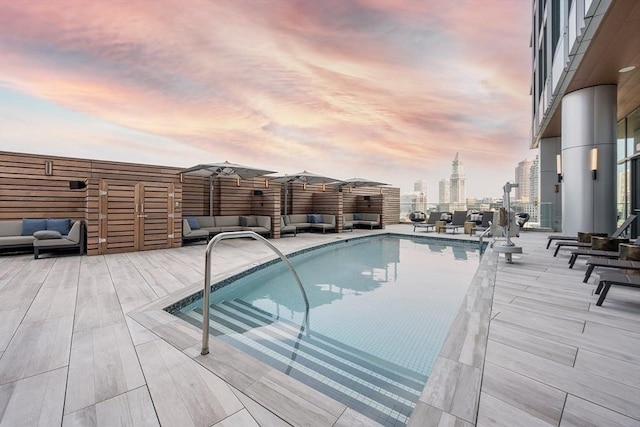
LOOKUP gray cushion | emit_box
[34,230,62,240]
[67,221,82,243]
[0,220,25,237]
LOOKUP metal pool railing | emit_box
[200,231,309,355]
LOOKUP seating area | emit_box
[342,213,381,229]
[182,215,272,243]
[546,219,639,308]
[0,218,86,259]
[284,214,336,233]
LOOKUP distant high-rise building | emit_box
[438,179,450,204]
[514,159,533,202]
[529,155,539,203]
[449,153,466,204]
[414,180,428,194]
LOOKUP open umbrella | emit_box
[269,171,342,216]
[331,177,388,191]
[181,161,275,216]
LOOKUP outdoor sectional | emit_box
[182,215,272,243]
[343,213,381,229]
[0,218,86,259]
[284,214,336,233]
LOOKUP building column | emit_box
[539,137,562,231]
[561,85,617,235]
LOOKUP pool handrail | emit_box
[201,231,310,356]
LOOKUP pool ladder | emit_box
[200,231,310,355]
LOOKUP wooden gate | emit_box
[98,180,175,254]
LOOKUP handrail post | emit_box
[201,231,309,356]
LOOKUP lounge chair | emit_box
[444,211,468,234]
[552,215,637,257]
[473,211,493,235]
[568,248,620,268]
[583,257,640,282]
[594,271,640,306]
[413,212,441,233]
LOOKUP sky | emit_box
[0,0,535,199]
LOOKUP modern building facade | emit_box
[531,0,639,237]
[515,159,533,202]
[449,153,466,205]
[438,179,450,204]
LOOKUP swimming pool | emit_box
[170,235,480,426]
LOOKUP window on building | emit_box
[552,0,560,56]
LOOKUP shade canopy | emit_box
[269,171,342,216]
[180,161,276,216]
[269,170,341,185]
[330,177,388,189]
[181,161,275,179]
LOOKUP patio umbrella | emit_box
[269,171,342,216]
[180,161,275,216]
[331,177,388,191]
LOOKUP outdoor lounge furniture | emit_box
[552,215,637,256]
[280,217,297,237]
[583,257,640,282]
[594,271,640,306]
[285,214,337,233]
[473,211,493,235]
[343,213,381,229]
[0,218,86,259]
[444,211,468,234]
[33,220,86,259]
[413,212,441,233]
[182,215,272,243]
[568,248,620,268]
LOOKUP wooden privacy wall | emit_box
[311,192,345,232]
[1,151,182,255]
[182,175,209,216]
[342,187,400,226]
[0,153,89,220]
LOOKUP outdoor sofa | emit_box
[343,213,381,229]
[0,218,86,259]
[284,214,336,233]
[182,215,272,243]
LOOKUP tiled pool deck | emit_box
[0,225,638,426]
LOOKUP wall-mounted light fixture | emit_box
[236,178,241,186]
[179,173,184,183]
[264,179,269,189]
[556,154,562,183]
[45,160,53,176]
[590,148,598,180]
[303,183,307,190]
[321,184,326,192]
[348,187,352,193]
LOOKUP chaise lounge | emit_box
[413,212,441,233]
[444,211,468,234]
[552,215,637,257]
[594,271,640,306]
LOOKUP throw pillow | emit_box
[46,218,71,235]
[186,217,200,230]
[246,216,258,227]
[313,214,323,224]
[307,214,315,223]
[353,213,363,220]
[22,218,47,236]
[239,216,248,227]
[33,230,62,240]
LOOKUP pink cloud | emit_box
[0,0,533,196]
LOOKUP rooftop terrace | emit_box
[0,226,638,426]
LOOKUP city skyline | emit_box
[0,1,533,197]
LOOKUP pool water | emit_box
[173,235,480,426]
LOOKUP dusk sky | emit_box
[0,0,534,198]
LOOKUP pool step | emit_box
[177,299,426,426]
